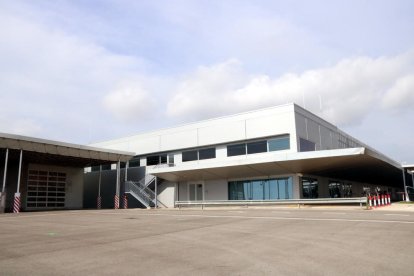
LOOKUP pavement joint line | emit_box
[384,214,410,216]
[131,213,414,224]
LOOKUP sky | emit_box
[0,0,413,163]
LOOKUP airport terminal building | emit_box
[90,103,408,208]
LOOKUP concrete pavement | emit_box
[0,208,413,275]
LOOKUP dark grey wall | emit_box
[83,167,146,209]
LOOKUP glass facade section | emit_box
[299,138,316,152]
[247,140,267,154]
[268,136,290,151]
[227,143,246,156]
[228,177,293,200]
[182,150,198,162]
[328,181,342,198]
[302,177,318,198]
[199,148,216,160]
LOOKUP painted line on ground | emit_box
[323,212,346,215]
[131,213,414,224]
[384,214,410,217]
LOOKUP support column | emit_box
[123,161,129,209]
[114,160,120,209]
[0,149,9,213]
[155,176,158,208]
[97,165,102,209]
[14,150,23,213]
[402,168,410,202]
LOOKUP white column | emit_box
[16,150,23,193]
[125,161,129,182]
[155,176,158,208]
[0,149,9,213]
[402,168,410,202]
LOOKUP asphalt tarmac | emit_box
[0,208,413,275]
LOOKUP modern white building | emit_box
[90,103,408,208]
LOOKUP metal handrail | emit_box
[125,180,167,208]
[175,197,368,208]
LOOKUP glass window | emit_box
[229,177,293,200]
[247,140,267,154]
[302,177,318,198]
[342,183,353,197]
[129,158,140,167]
[160,154,167,164]
[146,155,160,166]
[227,143,246,156]
[168,154,174,164]
[199,148,216,160]
[328,181,342,198]
[299,138,316,152]
[268,136,290,151]
[182,150,198,162]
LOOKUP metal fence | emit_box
[175,197,368,209]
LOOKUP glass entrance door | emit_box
[189,183,203,201]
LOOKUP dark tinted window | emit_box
[299,138,316,152]
[129,158,140,167]
[182,150,198,162]
[199,148,216,160]
[160,154,167,164]
[247,140,267,154]
[147,155,160,166]
[227,143,246,156]
[268,136,290,151]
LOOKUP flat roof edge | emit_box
[0,132,135,157]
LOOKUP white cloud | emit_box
[103,82,156,121]
[167,51,414,126]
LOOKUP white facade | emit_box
[91,103,403,207]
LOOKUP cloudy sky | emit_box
[0,0,413,163]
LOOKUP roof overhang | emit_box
[0,133,135,167]
[149,148,403,188]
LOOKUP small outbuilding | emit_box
[0,133,134,213]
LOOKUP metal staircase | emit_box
[125,175,167,208]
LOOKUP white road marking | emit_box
[384,214,410,217]
[228,211,244,213]
[271,211,291,214]
[323,212,346,215]
[133,213,414,224]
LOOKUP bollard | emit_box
[97,196,102,209]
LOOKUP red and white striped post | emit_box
[97,196,102,209]
[377,195,381,207]
[388,194,391,205]
[381,195,385,206]
[123,194,128,209]
[114,195,120,209]
[369,196,373,209]
[13,193,21,213]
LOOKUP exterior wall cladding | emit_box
[90,103,399,207]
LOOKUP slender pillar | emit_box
[155,176,158,208]
[114,160,120,209]
[402,168,410,202]
[97,165,102,209]
[125,161,129,182]
[13,150,23,213]
[0,149,9,213]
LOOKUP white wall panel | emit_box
[160,129,198,151]
[198,120,246,146]
[245,113,293,139]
